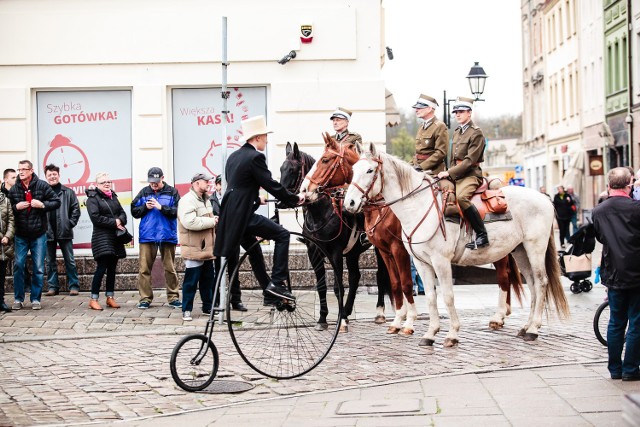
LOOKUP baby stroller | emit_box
[558,222,596,294]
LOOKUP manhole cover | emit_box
[200,380,255,394]
[336,398,431,415]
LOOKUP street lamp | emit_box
[443,61,489,128]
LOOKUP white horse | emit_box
[343,144,570,347]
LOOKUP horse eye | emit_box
[367,169,373,173]
[321,158,329,163]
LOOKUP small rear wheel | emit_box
[581,280,593,293]
[170,334,219,392]
[570,282,582,294]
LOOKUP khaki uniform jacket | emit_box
[334,131,362,147]
[447,120,485,180]
[178,188,216,261]
[413,118,449,173]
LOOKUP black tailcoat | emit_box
[214,143,298,257]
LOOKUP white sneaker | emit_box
[32,301,41,310]
[182,311,192,321]
[12,301,23,310]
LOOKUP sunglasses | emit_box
[97,181,113,185]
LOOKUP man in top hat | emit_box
[131,167,181,309]
[412,94,457,218]
[330,107,362,147]
[437,97,489,249]
[214,115,303,304]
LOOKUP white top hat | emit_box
[240,115,273,141]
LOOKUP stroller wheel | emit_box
[570,282,582,294]
[580,280,593,293]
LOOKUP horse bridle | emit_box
[350,157,384,205]
[351,156,448,249]
[305,143,351,195]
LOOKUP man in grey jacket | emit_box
[43,164,81,296]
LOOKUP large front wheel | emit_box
[227,231,342,379]
[170,334,219,392]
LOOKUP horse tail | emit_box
[544,233,571,319]
[507,253,524,307]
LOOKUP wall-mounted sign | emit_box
[589,154,604,176]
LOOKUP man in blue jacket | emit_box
[132,167,181,309]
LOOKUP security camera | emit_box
[386,47,394,60]
[278,50,297,65]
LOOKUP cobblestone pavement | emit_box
[0,283,621,426]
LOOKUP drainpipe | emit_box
[627,0,634,169]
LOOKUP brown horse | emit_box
[301,133,524,335]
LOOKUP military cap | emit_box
[451,97,474,112]
[330,107,352,120]
[412,94,439,109]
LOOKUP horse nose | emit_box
[349,199,355,208]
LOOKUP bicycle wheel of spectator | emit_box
[593,301,609,346]
[170,334,219,392]
[227,231,343,379]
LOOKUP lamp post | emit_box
[443,61,489,128]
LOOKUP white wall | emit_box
[0,0,386,247]
[0,0,386,180]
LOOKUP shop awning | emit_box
[562,152,584,195]
[385,88,401,127]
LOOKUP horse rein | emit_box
[305,143,352,195]
[353,156,448,251]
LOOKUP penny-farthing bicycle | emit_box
[170,230,343,392]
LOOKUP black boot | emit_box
[464,205,489,250]
[0,301,11,313]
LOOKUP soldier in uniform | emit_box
[436,97,489,249]
[330,107,362,147]
[411,94,456,218]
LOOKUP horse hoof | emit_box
[399,328,414,336]
[443,338,459,348]
[314,322,328,331]
[419,338,435,346]
[489,321,504,330]
[374,315,386,324]
[387,326,400,334]
[523,333,538,342]
[517,328,526,337]
[339,325,349,333]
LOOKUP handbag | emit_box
[115,227,133,245]
[563,253,592,273]
[102,197,133,245]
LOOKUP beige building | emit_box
[0,0,387,252]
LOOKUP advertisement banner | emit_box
[36,91,133,249]
[172,87,269,217]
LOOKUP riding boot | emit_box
[464,205,489,249]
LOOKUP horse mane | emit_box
[377,151,420,195]
[299,151,315,172]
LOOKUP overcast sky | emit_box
[382,0,523,119]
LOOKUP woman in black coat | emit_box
[553,185,576,249]
[86,173,127,310]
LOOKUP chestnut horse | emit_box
[279,142,391,332]
[301,134,525,336]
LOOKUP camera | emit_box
[278,50,297,65]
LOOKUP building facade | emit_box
[0,0,387,253]
[522,0,638,213]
